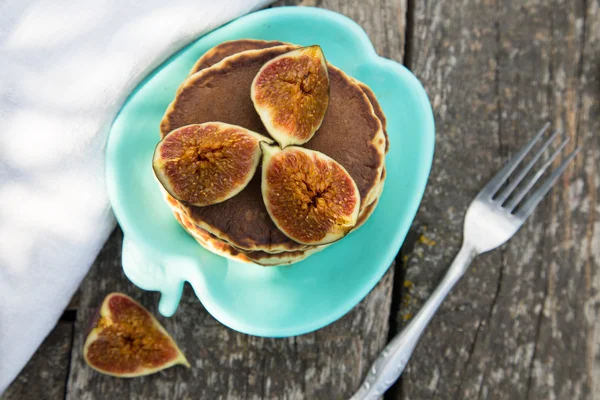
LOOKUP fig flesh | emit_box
[83,293,189,377]
[153,122,272,206]
[261,144,360,245]
[251,46,329,148]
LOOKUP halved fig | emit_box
[153,122,272,206]
[261,144,360,245]
[251,46,329,148]
[83,293,189,377]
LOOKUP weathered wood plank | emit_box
[2,321,73,400]
[525,0,600,398]
[394,0,599,399]
[452,1,593,399]
[62,2,407,399]
[66,229,395,400]
[391,0,504,398]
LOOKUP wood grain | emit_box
[2,321,73,400]
[65,229,395,400]
[393,0,600,399]
[525,1,600,398]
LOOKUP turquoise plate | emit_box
[106,6,434,337]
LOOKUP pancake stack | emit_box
[157,40,389,266]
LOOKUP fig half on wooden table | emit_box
[83,293,189,377]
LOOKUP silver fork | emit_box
[350,123,580,400]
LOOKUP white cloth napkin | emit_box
[0,0,273,392]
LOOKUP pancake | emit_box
[171,191,380,266]
[161,45,296,137]
[171,198,322,265]
[173,207,321,266]
[354,167,385,230]
[160,45,386,253]
[190,39,287,75]
[357,82,389,155]
[188,39,389,155]
[163,165,384,264]
[187,39,389,206]
[173,183,381,266]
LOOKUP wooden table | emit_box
[4,0,599,399]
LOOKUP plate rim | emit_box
[105,6,436,337]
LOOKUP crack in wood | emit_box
[62,320,76,400]
[403,0,415,69]
[476,255,506,400]
[494,0,504,163]
[384,255,412,400]
[261,355,267,400]
[525,218,550,399]
[575,0,588,152]
[59,310,77,323]
[453,317,482,400]
[582,0,597,381]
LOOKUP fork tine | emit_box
[482,122,551,197]
[514,147,580,220]
[495,129,562,204]
[506,138,569,211]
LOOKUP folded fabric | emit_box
[0,0,272,392]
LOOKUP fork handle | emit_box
[349,243,476,400]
